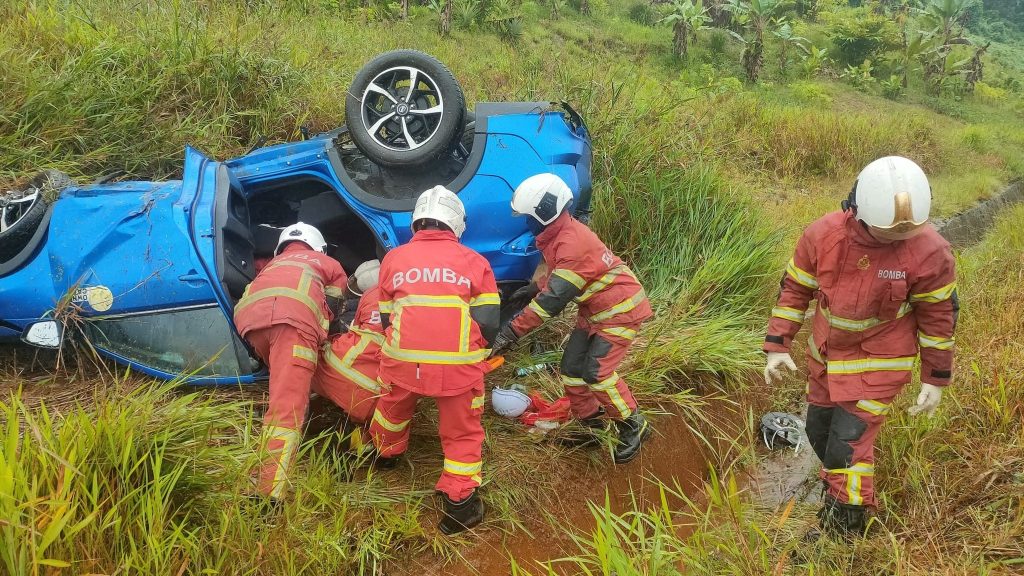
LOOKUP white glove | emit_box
[907,383,943,417]
[764,352,797,385]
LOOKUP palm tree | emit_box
[660,0,710,59]
[726,0,793,83]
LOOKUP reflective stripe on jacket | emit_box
[321,285,385,393]
[511,212,653,337]
[234,243,348,341]
[765,210,957,401]
[377,229,500,396]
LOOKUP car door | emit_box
[55,147,256,384]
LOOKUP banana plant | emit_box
[660,0,711,58]
[725,0,794,82]
[772,18,809,76]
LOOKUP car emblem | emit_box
[395,102,409,116]
[857,255,870,270]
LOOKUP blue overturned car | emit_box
[0,50,592,385]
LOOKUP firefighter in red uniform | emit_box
[312,259,384,453]
[233,223,348,501]
[491,173,654,464]
[763,156,957,537]
[368,186,500,535]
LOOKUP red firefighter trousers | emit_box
[246,324,320,499]
[369,382,485,502]
[559,320,642,420]
[806,357,892,509]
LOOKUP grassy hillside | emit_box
[1,0,1022,574]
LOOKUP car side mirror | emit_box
[21,320,63,349]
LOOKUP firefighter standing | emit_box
[763,156,957,537]
[233,223,348,501]
[491,173,654,464]
[368,186,500,535]
[312,260,384,452]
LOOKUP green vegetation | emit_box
[1,0,1022,573]
[532,204,1024,576]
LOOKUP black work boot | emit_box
[816,495,868,539]
[556,407,607,448]
[612,411,652,464]
[438,490,486,535]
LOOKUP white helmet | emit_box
[412,185,467,238]
[852,156,931,241]
[276,222,327,255]
[349,259,381,295]
[511,173,574,226]
[491,387,531,418]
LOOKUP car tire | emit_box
[0,170,71,264]
[345,50,465,169]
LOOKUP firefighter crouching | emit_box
[491,173,654,464]
[763,156,958,538]
[233,223,348,502]
[368,186,500,535]
[311,259,384,453]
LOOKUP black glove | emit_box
[489,324,520,357]
[507,282,540,310]
[328,317,349,336]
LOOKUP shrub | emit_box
[821,5,900,66]
[974,80,1008,103]
[628,1,659,25]
[880,74,904,99]
[790,80,833,105]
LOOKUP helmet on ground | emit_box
[511,173,574,228]
[350,259,381,295]
[850,156,931,241]
[412,185,467,238]
[276,222,327,255]
[491,387,531,418]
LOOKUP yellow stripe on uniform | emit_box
[855,399,891,416]
[323,338,381,393]
[378,300,394,313]
[470,395,485,410]
[601,326,637,340]
[918,331,954,350]
[910,282,956,303]
[381,344,489,365]
[827,357,915,375]
[561,375,588,387]
[324,285,345,297]
[372,409,410,433]
[292,345,317,363]
[470,292,500,306]
[786,258,819,290]
[264,425,302,500]
[807,332,825,365]
[820,303,912,332]
[577,265,632,302]
[236,287,330,330]
[528,300,552,319]
[552,268,586,289]
[443,458,482,476]
[772,306,805,323]
[589,290,647,323]
[826,463,875,506]
[589,373,632,418]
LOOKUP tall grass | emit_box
[0,377,437,574]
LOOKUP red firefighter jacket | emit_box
[765,211,958,401]
[234,243,348,341]
[321,285,385,394]
[377,229,500,396]
[511,212,653,338]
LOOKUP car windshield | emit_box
[83,306,254,378]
